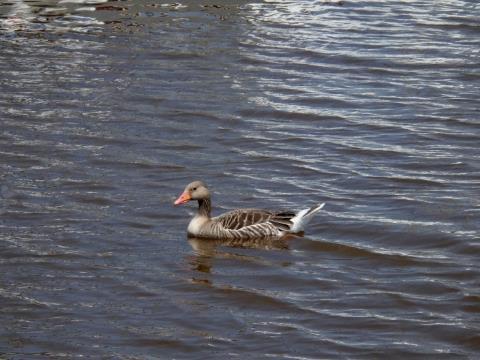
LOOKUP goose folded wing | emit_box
[213,209,275,230]
[268,211,296,231]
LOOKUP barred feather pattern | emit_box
[188,202,300,240]
[193,219,284,240]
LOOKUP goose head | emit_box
[174,181,210,205]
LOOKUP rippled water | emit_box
[1,0,479,358]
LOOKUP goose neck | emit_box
[197,198,211,218]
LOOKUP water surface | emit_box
[1,0,479,358]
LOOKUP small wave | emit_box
[295,238,447,267]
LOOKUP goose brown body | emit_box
[174,181,325,240]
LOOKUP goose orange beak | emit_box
[174,191,191,205]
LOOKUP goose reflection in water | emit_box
[186,236,292,278]
[189,236,291,253]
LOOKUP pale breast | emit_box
[187,216,209,236]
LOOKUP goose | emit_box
[174,181,325,240]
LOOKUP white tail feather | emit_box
[290,203,325,233]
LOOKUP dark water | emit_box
[1,0,479,358]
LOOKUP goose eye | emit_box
[192,187,197,191]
